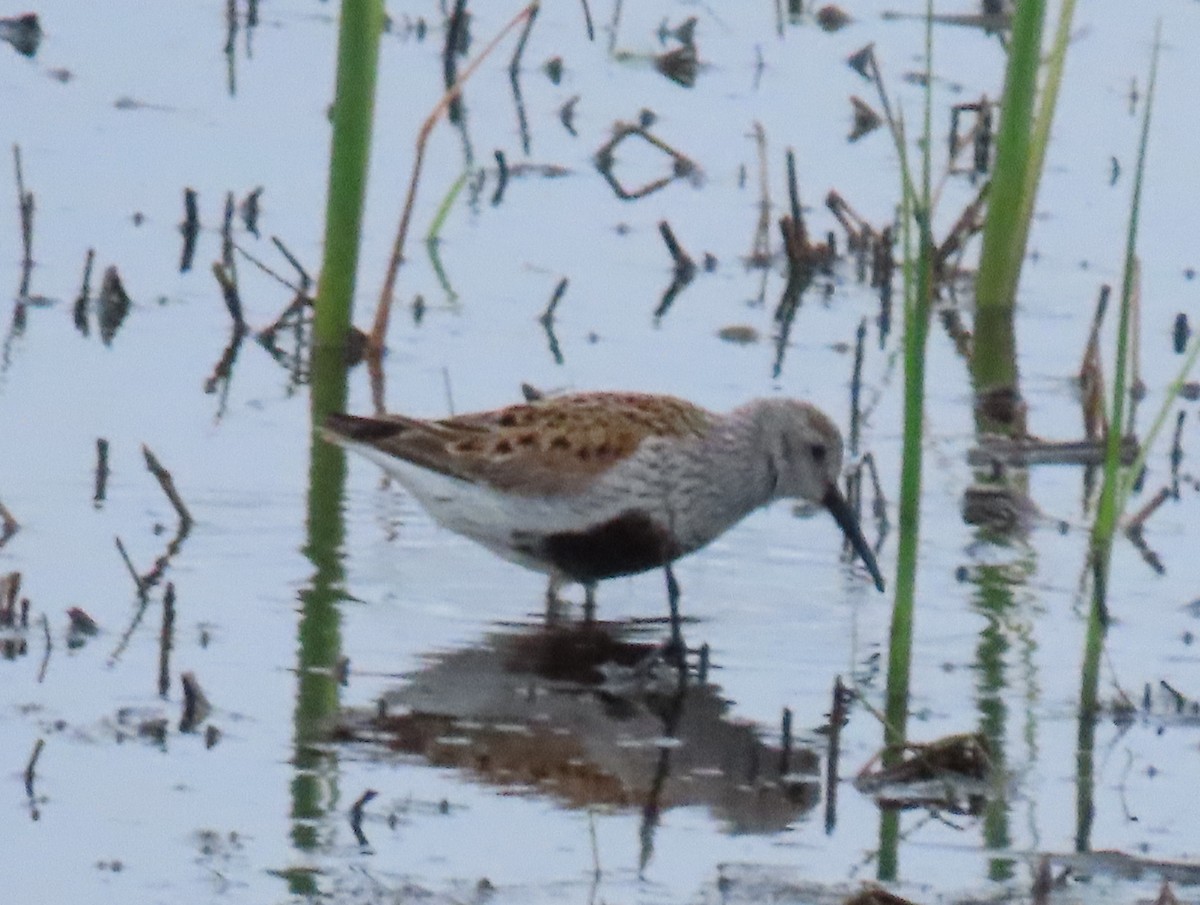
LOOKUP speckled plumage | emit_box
[323,392,884,593]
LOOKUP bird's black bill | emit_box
[822,484,886,592]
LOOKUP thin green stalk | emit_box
[314,0,384,352]
[1118,326,1200,515]
[425,169,471,241]
[1093,21,1161,556]
[1079,19,1162,860]
[1074,580,1102,852]
[883,0,935,767]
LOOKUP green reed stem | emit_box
[1092,21,1161,565]
[314,0,384,352]
[1079,19,1161,859]
[972,0,1046,389]
[883,0,934,768]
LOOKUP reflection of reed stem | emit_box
[290,343,350,890]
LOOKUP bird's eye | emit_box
[810,443,827,463]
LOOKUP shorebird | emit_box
[323,392,886,614]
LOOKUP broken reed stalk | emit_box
[24,737,44,797]
[234,241,302,295]
[36,613,51,683]
[273,236,312,291]
[211,262,245,328]
[158,582,176,698]
[370,2,541,356]
[539,277,569,325]
[313,0,385,354]
[657,221,695,281]
[142,445,193,530]
[114,536,147,597]
[0,498,19,547]
[13,144,34,298]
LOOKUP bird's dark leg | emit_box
[583,583,597,623]
[663,562,686,675]
[544,576,565,627]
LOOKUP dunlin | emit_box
[323,392,885,605]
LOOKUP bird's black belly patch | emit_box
[535,510,679,582]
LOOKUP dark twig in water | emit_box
[578,0,594,41]
[1159,680,1189,714]
[349,789,378,847]
[143,445,194,531]
[97,266,132,346]
[858,451,889,526]
[0,498,19,549]
[179,188,200,273]
[24,737,44,800]
[746,122,772,267]
[539,277,569,326]
[36,613,51,683]
[93,438,109,507]
[0,570,19,625]
[1169,410,1185,497]
[240,186,263,236]
[371,3,540,356]
[179,670,212,732]
[824,675,850,834]
[258,291,312,347]
[73,248,96,335]
[1032,856,1053,905]
[1124,485,1170,533]
[778,706,792,776]
[539,278,568,365]
[212,262,245,329]
[442,0,470,125]
[204,324,248,420]
[606,0,624,55]
[594,120,698,201]
[1124,504,1167,576]
[653,221,697,320]
[968,434,1139,468]
[158,582,176,697]
[658,221,696,283]
[492,149,510,205]
[114,536,149,599]
[234,241,302,295]
[1079,284,1111,439]
[508,3,539,155]
[13,144,35,299]
[271,235,312,291]
[849,317,867,454]
[934,180,988,280]
[785,148,804,243]
[221,191,237,272]
[559,95,580,135]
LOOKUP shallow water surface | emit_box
[3,1,1200,903]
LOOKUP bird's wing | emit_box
[324,392,713,497]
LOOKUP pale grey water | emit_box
[2,1,1200,902]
